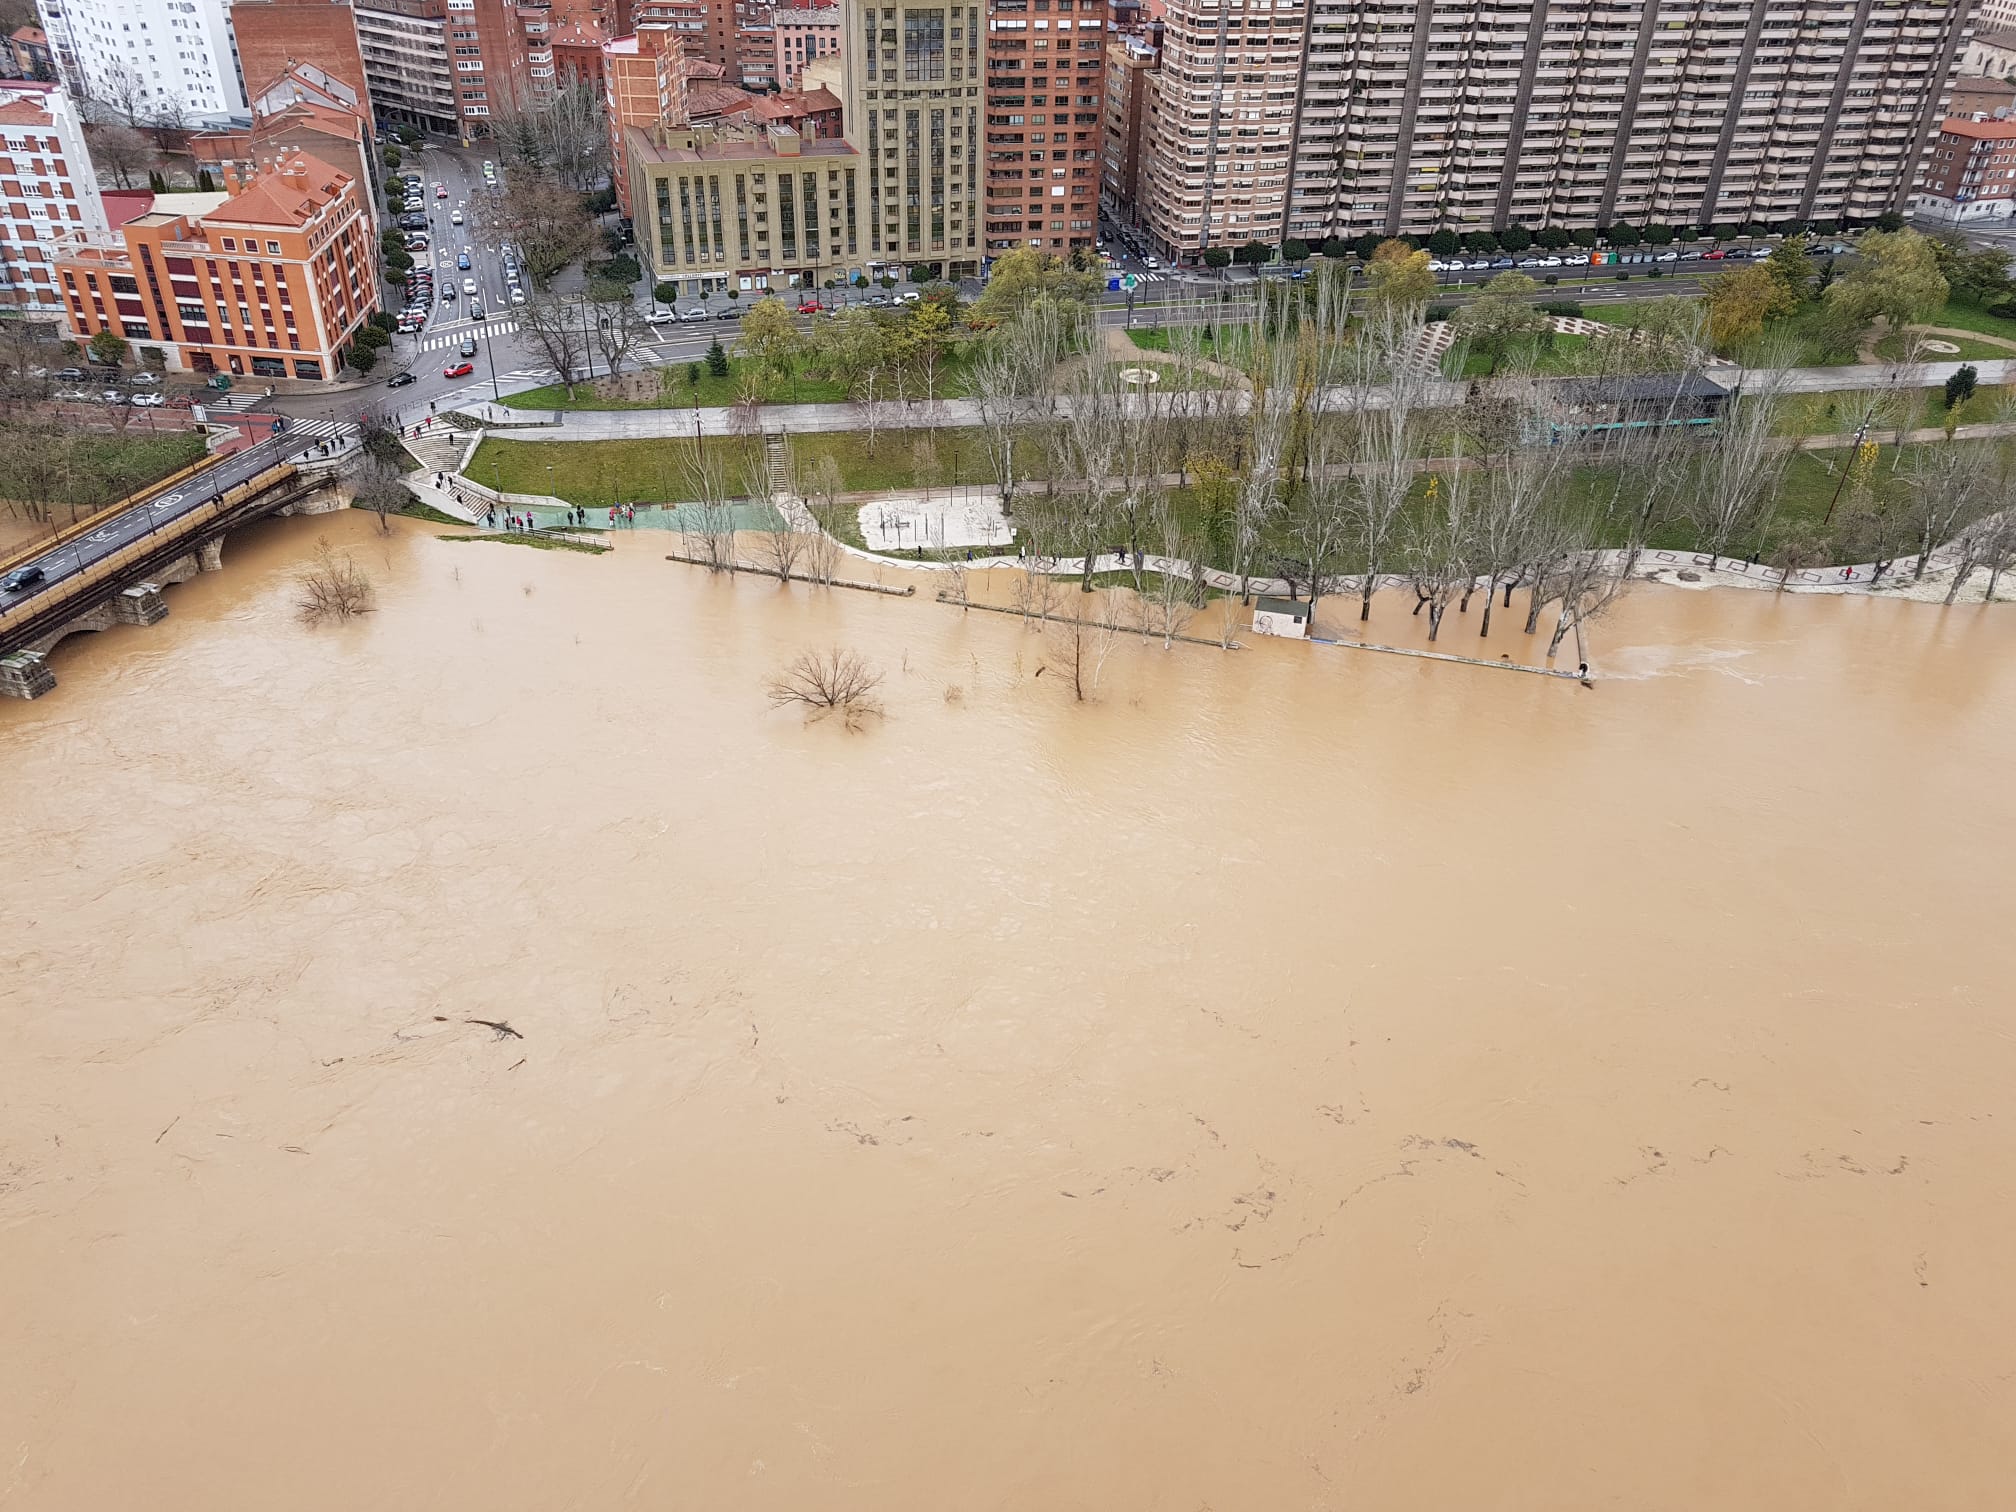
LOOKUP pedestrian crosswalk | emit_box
[412,320,519,353]
[284,418,349,440]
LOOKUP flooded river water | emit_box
[3,514,2012,1510]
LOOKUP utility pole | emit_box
[1824,416,1871,526]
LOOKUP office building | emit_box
[842,0,981,277]
[52,150,376,380]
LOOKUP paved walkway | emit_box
[458,355,2016,443]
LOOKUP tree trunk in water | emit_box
[1523,581,1544,634]
[1944,562,1973,607]
[1547,607,1574,657]
[1478,582,1495,638]
[1360,575,1374,620]
[1988,560,2007,603]
[1426,602,1444,641]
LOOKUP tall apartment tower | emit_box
[1145,0,1973,263]
[355,0,533,141]
[1139,0,1299,259]
[841,0,982,277]
[38,0,248,120]
[981,0,1107,258]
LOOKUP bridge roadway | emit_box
[0,420,353,625]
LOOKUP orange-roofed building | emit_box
[53,152,377,383]
[1916,117,2016,226]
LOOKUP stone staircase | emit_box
[763,431,790,499]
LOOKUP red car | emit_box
[1703,249,1727,259]
[443,361,474,378]
[797,301,821,314]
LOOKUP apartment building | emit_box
[841,0,982,277]
[1139,0,1298,260]
[189,62,381,226]
[52,151,376,380]
[633,0,735,71]
[355,0,533,141]
[627,121,864,297]
[1916,115,2016,222]
[8,25,56,80]
[230,0,372,111]
[981,0,1106,257]
[0,81,109,315]
[40,0,247,121]
[1099,26,1153,227]
[771,3,839,88]
[1269,0,1972,256]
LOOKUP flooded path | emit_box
[3,514,2012,1510]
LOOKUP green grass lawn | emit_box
[0,427,207,518]
[1440,332,1589,378]
[1875,332,2014,362]
[1922,299,2016,343]
[501,346,980,412]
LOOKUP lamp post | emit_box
[1823,416,1871,526]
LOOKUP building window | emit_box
[293,359,322,379]
[266,241,281,255]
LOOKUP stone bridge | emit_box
[0,440,360,699]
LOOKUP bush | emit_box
[1605,223,1641,247]
[1874,210,1906,232]
[384,145,402,170]
[396,124,422,146]
[1571,226,1598,248]
[1351,232,1382,259]
[1427,229,1460,256]
[1538,300,1583,317]
[1202,248,1231,269]
[1536,226,1571,250]
[1740,221,1768,239]
[1986,299,2016,320]
[653,280,679,305]
[1615,272,1631,281]
[1426,304,1453,323]
[1281,238,1310,263]
[1677,225,1701,243]
[1709,222,1738,241]
[1500,224,1533,252]
[1320,236,1350,258]
[1543,275,1559,286]
[1648,267,1665,279]
[1945,364,1979,410]
[346,343,378,373]
[1642,223,1675,245]
[353,323,389,350]
[370,310,395,332]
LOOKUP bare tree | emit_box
[1048,589,1121,701]
[84,123,152,190]
[517,290,590,392]
[477,172,598,287]
[348,456,410,532]
[1345,304,1431,622]
[1685,357,1793,568]
[296,540,375,623]
[489,85,610,190]
[1903,424,1994,578]
[1402,467,1473,642]
[590,295,646,379]
[766,647,884,728]
[678,441,739,572]
[1140,493,1196,648]
[747,445,802,582]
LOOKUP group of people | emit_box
[485,507,537,533]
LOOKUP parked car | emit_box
[443,361,474,378]
[645,308,679,324]
[1144,256,1161,269]
[128,371,161,385]
[1704,248,1727,259]
[387,371,418,388]
[678,306,710,322]
[54,388,90,401]
[1,564,47,593]
[400,214,426,230]
[718,307,742,320]
[98,389,125,404]
[797,300,822,313]
[1655,250,1680,262]
[130,392,166,407]
[54,366,83,381]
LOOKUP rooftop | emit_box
[626,124,857,165]
[1941,114,2016,140]
[207,154,353,228]
[129,190,230,227]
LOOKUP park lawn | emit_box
[467,426,1002,507]
[1875,332,2014,363]
[499,346,982,413]
[1125,326,1258,368]
[1773,384,2010,438]
[1440,332,1589,379]
[1923,299,2016,344]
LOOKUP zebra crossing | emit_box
[411,320,519,353]
[283,418,351,443]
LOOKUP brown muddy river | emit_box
[3,514,2012,1511]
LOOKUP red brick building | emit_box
[983,0,1109,259]
[1916,117,2016,226]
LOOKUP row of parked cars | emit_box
[1430,241,1855,274]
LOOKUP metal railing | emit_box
[0,453,227,578]
[0,463,300,639]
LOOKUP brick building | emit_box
[230,0,373,114]
[981,0,1109,260]
[0,82,110,317]
[1099,26,1153,230]
[355,0,535,141]
[1916,116,2016,224]
[770,4,840,90]
[53,152,377,382]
